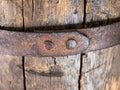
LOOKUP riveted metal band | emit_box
[0,22,120,57]
[0,31,89,56]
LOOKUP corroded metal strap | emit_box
[0,22,120,57]
[78,22,120,53]
[0,31,89,56]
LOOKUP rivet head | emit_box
[66,39,77,49]
[44,40,54,50]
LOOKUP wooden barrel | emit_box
[0,0,120,90]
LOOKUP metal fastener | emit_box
[66,39,77,49]
[44,40,54,50]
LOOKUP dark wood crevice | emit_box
[78,0,87,89]
[22,56,26,90]
[22,0,26,90]
[83,0,87,28]
[78,53,86,90]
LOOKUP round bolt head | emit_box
[44,40,54,50]
[66,39,77,49]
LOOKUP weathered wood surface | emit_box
[0,0,120,90]
[25,55,80,90]
[80,0,120,90]
[0,0,23,27]
[0,55,23,90]
[86,0,120,23]
[0,0,24,90]
[81,45,120,90]
[23,0,83,90]
[23,0,84,28]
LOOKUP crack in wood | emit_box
[79,0,87,89]
[79,53,86,90]
[82,62,107,75]
[22,0,26,90]
[22,56,26,90]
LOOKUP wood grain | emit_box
[0,55,23,90]
[0,0,119,90]
[25,55,80,90]
[23,0,84,90]
[23,0,83,28]
[81,0,120,89]
[0,0,24,89]
[0,0,23,27]
[81,45,120,90]
[86,0,120,22]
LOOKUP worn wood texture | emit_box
[0,0,24,90]
[0,0,119,90]
[80,0,120,89]
[23,0,83,90]
[0,0,23,27]
[81,45,120,90]
[86,0,120,23]
[0,55,23,90]
[25,55,80,90]
[23,0,83,28]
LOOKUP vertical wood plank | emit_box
[0,55,23,90]
[0,0,24,89]
[23,0,84,90]
[23,0,84,27]
[0,0,23,27]
[86,0,120,23]
[104,45,120,90]
[81,0,120,89]
[25,55,80,90]
[81,45,120,90]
